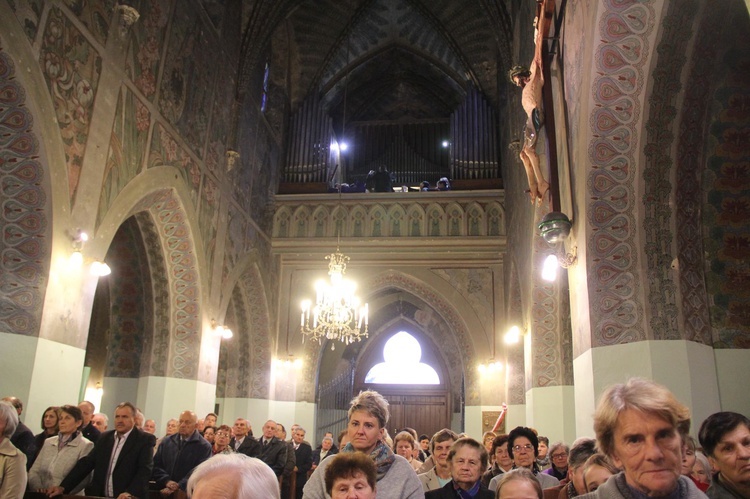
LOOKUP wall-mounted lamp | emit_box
[69,229,89,267]
[504,325,526,344]
[273,355,303,370]
[90,261,112,277]
[477,359,503,373]
[211,320,233,339]
[541,245,577,282]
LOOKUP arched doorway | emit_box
[354,327,452,439]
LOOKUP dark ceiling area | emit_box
[244,0,514,124]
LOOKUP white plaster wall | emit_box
[506,404,527,431]
[134,377,216,434]
[268,400,316,437]
[17,337,86,428]
[0,332,37,412]
[525,386,576,444]
[101,377,138,417]
[714,349,750,416]
[573,340,722,439]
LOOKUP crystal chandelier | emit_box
[300,250,368,349]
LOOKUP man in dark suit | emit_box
[230,417,261,457]
[78,400,101,443]
[258,419,287,477]
[293,426,313,499]
[49,401,156,499]
[152,410,212,494]
[1,396,35,466]
[276,423,297,499]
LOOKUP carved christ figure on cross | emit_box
[510,1,553,205]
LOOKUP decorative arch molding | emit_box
[672,1,718,347]
[0,39,53,339]
[506,259,525,405]
[585,0,657,346]
[94,168,206,380]
[219,262,273,399]
[640,0,702,341]
[383,271,484,401]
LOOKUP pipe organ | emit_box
[282,87,500,189]
[450,86,499,180]
[283,95,339,183]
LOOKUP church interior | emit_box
[1,0,748,446]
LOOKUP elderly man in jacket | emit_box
[152,410,212,496]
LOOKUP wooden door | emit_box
[359,385,451,438]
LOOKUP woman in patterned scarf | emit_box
[303,390,424,498]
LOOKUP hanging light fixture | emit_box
[300,249,368,349]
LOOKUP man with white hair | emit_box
[187,454,280,498]
[258,419,288,477]
[92,413,108,432]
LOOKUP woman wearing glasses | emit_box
[543,442,570,482]
[488,426,560,492]
[211,425,235,455]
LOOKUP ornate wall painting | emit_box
[39,7,102,203]
[158,1,215,158]
[62,0,115,46]
[0,43,51,338]
[127,0,171,103]
[97,86,150,228]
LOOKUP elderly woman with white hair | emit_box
[187,453,280,498]
[0,400,27,498]
[304,390,423,498]
[578,378,706,499]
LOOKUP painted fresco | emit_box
[705,46,750,349]
[62,0,115,45]
[198,175,218,269]
[148,122,201,206]
[97,86,150,228]
[39,7,102,203]
[158,2,215,157]
[205,64,236,176]
[8,0,44,41]
[0,43,51,338]
[103,220,149,378]
[127,0,171,102]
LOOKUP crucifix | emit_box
[509,0,558,208]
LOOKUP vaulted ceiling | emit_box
[240,0,514,125]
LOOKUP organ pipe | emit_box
[284,95,336,183]
[450,86,499,180]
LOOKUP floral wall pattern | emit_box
[0,41,51,338]
[126,0,171,103]
[39,6,101,203]
[586,0,654,346]
[704,44,750,348]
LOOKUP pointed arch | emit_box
[94,167,207,380]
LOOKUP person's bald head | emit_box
[178,410,198,438]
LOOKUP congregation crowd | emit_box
[0,378,748,498]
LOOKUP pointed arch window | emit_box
[364,331,440,384]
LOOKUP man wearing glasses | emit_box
[489,426,560,492]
